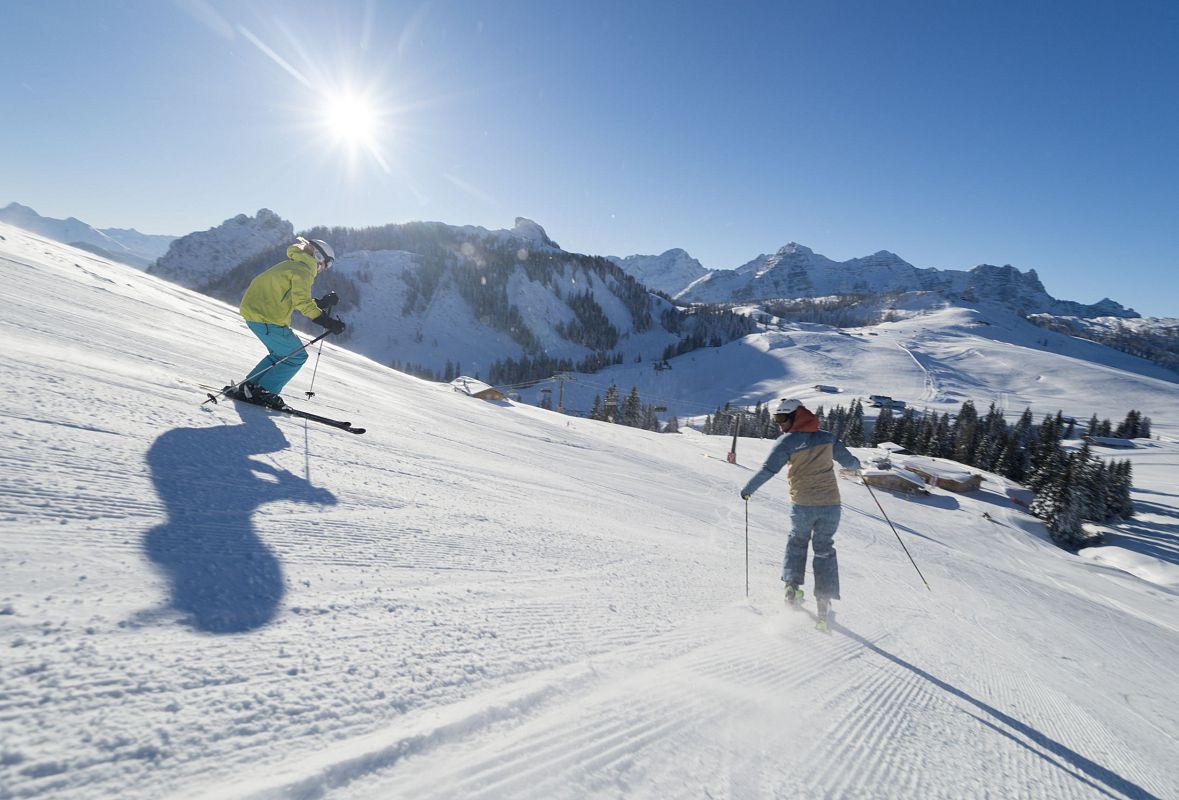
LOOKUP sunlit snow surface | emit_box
[2,222,1177,799]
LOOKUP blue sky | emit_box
[4,0,1177,316]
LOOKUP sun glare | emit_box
[318,88,391,173]
[324,92,378,147]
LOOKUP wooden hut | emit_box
[451,376,507,402]
[900,457,984,492]
[861,467,928,495]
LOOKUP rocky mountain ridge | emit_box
[621,241,1137,319]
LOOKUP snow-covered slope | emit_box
[150,209,294,290]
[0,202,175,269]
[517,300,1179,439]
[2,223,1178,800]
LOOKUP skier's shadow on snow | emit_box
[141,406,337,634]
[834,622,1162,800]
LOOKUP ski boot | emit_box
[815,597,831,632]
[784,582,804,610]
[225,382,285,410]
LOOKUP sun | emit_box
[323,91,379,148]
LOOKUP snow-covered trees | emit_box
[1116,409,1152,439]
[1030,443,1134,548]
[589,384,663,431]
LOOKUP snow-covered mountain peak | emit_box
[511,216,553,245]
[605,247,710,297]
[775,242,815,257]
[150,209,294,290]
[0,202,175,269]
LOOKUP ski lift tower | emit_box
[553,373,569,414]
[727,409,744,464]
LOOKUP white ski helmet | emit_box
[774,398,802,416]
[300,237,335,269]
[773,398,803,430]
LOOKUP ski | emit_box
[204,388,366,434]
[270,403,366,434]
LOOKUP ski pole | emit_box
[863,479,932,591]
[305,337,325,399]
[744,497,750,597]
[203,330,332,405]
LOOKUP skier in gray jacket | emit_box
[741,399,861,619]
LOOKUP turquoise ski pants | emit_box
[244,321,307,395]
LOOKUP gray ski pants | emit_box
[784,503,841,600]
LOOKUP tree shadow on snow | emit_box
[1098,510,1179,568]
[832,621,1163,800]
[141,405,337,634]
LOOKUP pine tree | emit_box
[1027,440,1066,494]
[590,394,604,421]
[1111,460,1135,518]
[899,409,920,452]
[761,403,777,438]
[1032,453,1087,548]
[872,406,895,445]
[952,401,979,465]
[977,403,1008,471]
[916,413,936,455]
[664,415,680,434]
[845,399,865,446]
[934,413,953,458]
[622,386,643,427]
[1090,460,1112,522]
[1071,443,1100,522]
[996,433,1024,481]
[1029,413,1061,476]
[1116,410,1146,439]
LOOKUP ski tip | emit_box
[348,428,367,434]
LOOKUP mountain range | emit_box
[611,243,1137,319]
[0,202,175,269]
[3,202,1162,387]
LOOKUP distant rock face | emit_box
[511,217,558,248]
[613,240,1137,319]
[961,265,1137,318]
[150,209,294,290]
[606,249,710,297]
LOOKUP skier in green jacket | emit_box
[227,237,345,409]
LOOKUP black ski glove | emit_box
[314,314,346,335]
[315,292,339,312]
